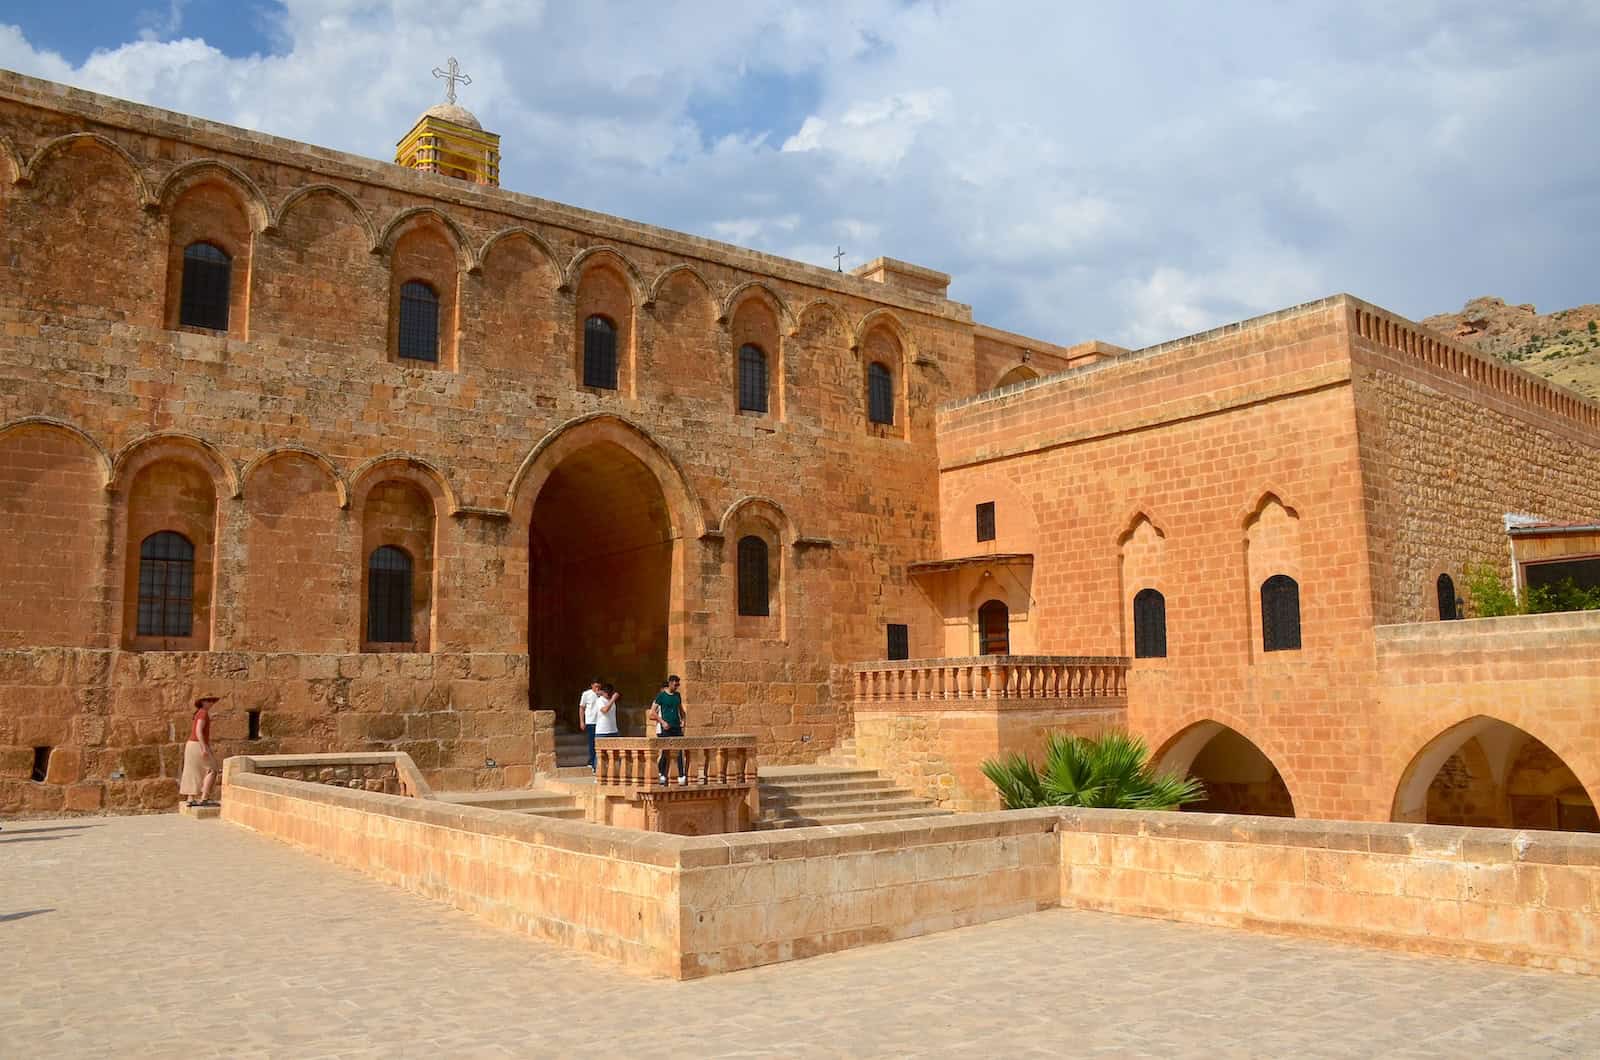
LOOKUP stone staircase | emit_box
[814,736,857,768]
[755,765,952,829]
[554,726,589,769]
[433,788,586,821]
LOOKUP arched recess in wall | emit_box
[113,436,231,651]
[509,414,701,723]
[259,184,384,348]
[0,419,112,648]
[569,250,641,396]
[349,458,452,653]
[18,133,162,327]
[240,448,352,653]
[384,212,462,368]
[1154,720,1297,817]
[1117,511,1168,660]
[726,286,786,419]
[719,496,797,640]
[793,299,854,429]
[162,174,256,339]
[475,228,564,375]
[1242,491,1303,658]
[854,311,911,438]
[1391,716,1600,832]
[648,265,720,399]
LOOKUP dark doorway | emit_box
[978,599,1010,655]
[530,442,673,733]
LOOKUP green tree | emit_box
[981,731,1204,811]
[1465,562,1522,617]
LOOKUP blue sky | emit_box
[1,1,1597,348]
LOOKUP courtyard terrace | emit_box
[4,814,1600,1058]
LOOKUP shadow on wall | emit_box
[1156,721,1296,818]
[1394,716,1599,832]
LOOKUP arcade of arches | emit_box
[1393,717,1600,833]
[529,441,673,733]
[1155,722,1295,818]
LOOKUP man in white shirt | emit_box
[580,678,603,772]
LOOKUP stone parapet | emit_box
[1056,807,1600,976]
[222,766,1600,980]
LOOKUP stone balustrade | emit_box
[851,655,1129,705]
[595,735,759,788]
[223,752,434,799]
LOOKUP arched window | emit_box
[978,599,1010,655]
[1133,588,1167,658]
[179,242,231,331]
[1437,573,1460,621]
[583,315,618,389]
[868,361,895,425]
[397,281,439,362]
[1260,574,1301,652]
[367,546,414,643]
[137,531,195,637]
[738,344,769,413]
[737,535,770,617]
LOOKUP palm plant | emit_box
[981,731,1204,810]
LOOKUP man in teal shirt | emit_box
[651,674,687,784]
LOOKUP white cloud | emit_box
[0,1,1596,349]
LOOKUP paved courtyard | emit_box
[3,815,1599,1058]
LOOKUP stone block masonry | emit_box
[224,761,1600,979]
[0,648,544,814]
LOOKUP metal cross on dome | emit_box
[431,56,472,105]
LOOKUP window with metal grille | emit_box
[1133,588,1167,658]
[583,315,618,389]
[1436,573,1460,621]
[976,501,996,543]
[397,281,439,362]
[179,242,231,331]
[1260,574,1301,652]
[737,535,769,617]
[868,361,894,425]
[978,599,1010,655]
[738,344,769,413]
[136,531,195,637]
[886,623,909,661]
[367,546,414,643]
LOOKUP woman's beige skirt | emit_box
[180,740,216,796]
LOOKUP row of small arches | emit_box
[3,132,924,351]
[175,242,898,423]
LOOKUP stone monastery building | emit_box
[2,70,1598,831]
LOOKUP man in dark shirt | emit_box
[651,675,687,784]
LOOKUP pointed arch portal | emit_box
[1392,716,1599,832]
[529,440,673,731]
[1156,721,1296,818]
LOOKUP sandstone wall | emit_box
[935,298,1385,820]
[1346,299,1600,624]
[224,765,1600,979]
[0,70,986,803]
[0,647,544,814]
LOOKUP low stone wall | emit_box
[678,813,1062,975]
[231,751,434,799]
[223,771,685,976]
[0,647,552,815]
[223,767,1600,979]
[1057,809,1600,976]
[855,702,1124,811]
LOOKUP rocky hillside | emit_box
[1423,297,1600,399]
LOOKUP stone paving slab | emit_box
[3,815,1600,1058]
